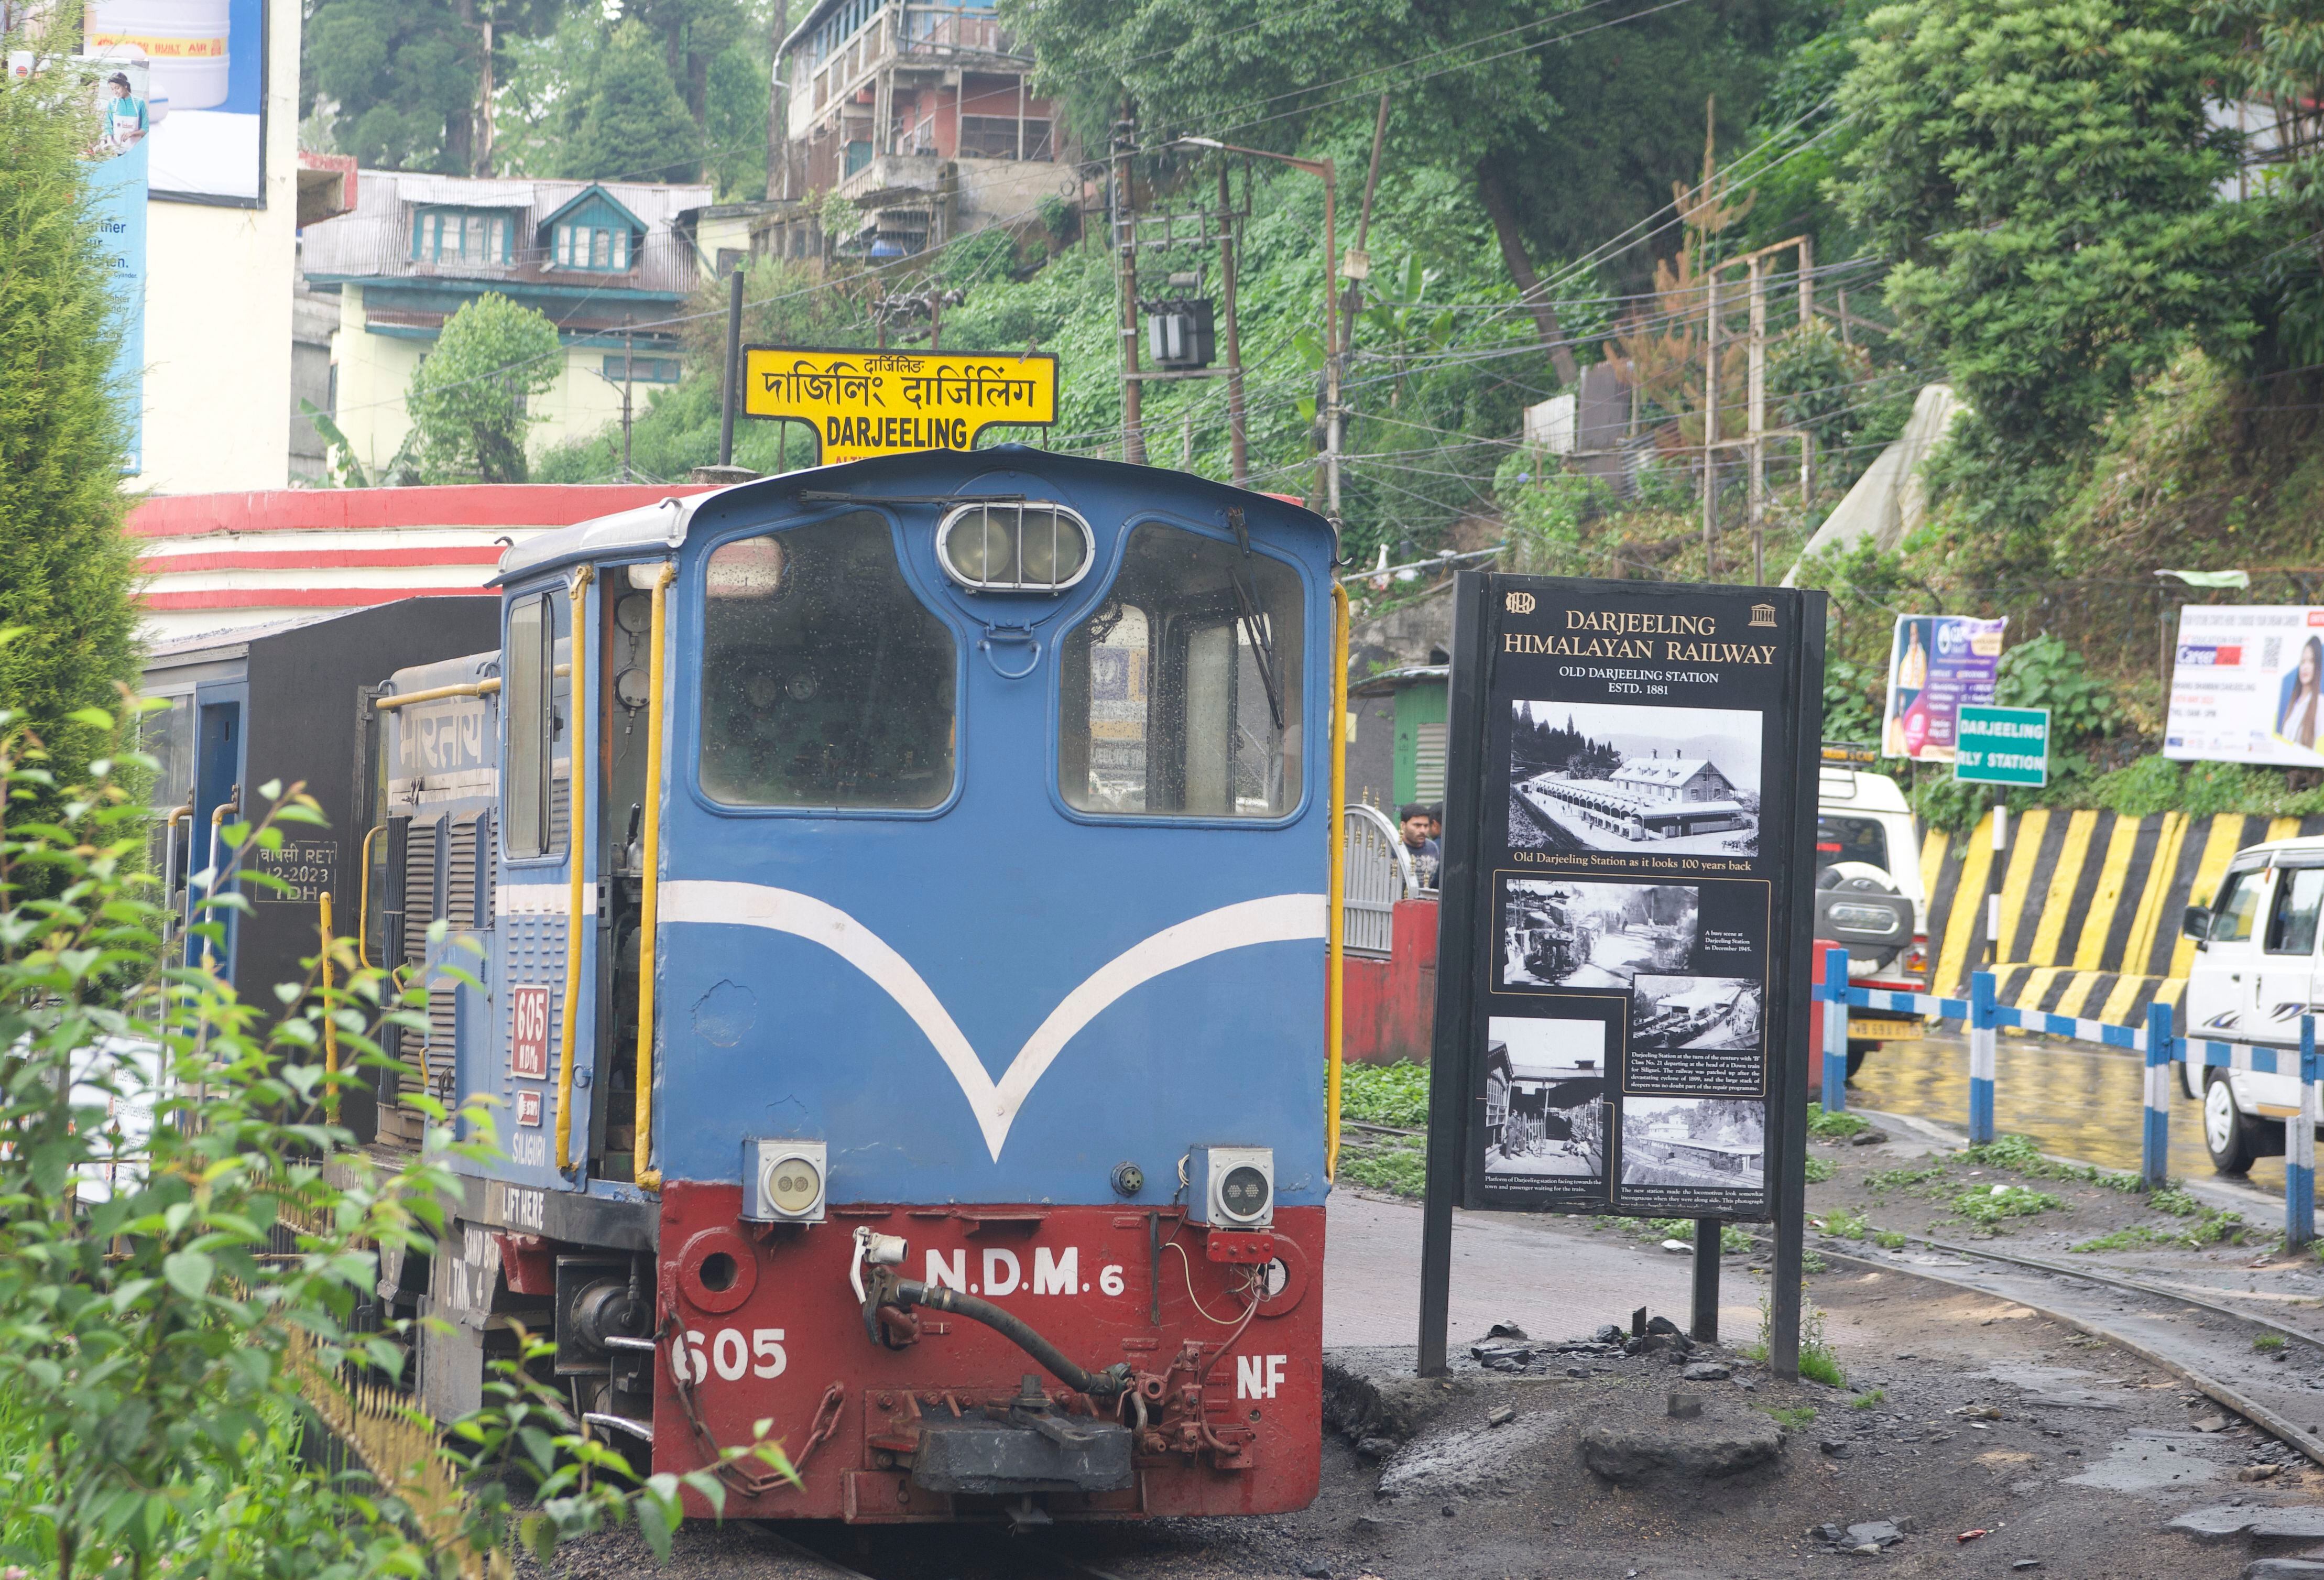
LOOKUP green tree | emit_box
[0,24,142,825]
[1006,0,1803,354]
[559,17,705,182]
[303,0,563,175]
[407,293,564,482]
[1832,0,2260,471]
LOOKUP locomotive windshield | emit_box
[697,510,956,809]
[1057,520,1304,818]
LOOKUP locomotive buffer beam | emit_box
[911,1375,1136,1496]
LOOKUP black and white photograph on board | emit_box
[1507,700,1762,857]
[1625,974,1767,1096]
[1481,1016,1610,1184]
[1618,1096,1765,1202]
[1500,878,1698,990]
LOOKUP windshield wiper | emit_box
[1226,508,1285,733]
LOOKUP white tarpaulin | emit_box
[2165,605,2324,767]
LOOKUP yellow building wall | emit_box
[328,284,670,476]
[131,0,301,493]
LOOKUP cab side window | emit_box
[2264,867,2324,956]
[1057,521,1304,818]
[2211,867,2267,945]
[505,588,571,857]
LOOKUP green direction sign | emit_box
[1956,704,2050,786]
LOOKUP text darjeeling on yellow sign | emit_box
[740,346,1058,463]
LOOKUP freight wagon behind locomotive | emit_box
[355,449,1343,1524]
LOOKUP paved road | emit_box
[1318,1188,1768,1348]
[1851,1024,2290,1196]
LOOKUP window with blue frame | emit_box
[554,219,633,271]
[412,207,515,265]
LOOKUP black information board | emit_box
[1426,574,1825,1223]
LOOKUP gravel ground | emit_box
[519,1235,2321,1579]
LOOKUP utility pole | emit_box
[1114,106,1147,464]
[1219,161,1248,485]
[766,0,789,201]
[476,12,496,176]
[1747,254,1766,585]
[621,329,635,480]
[718,266,743,467]
[1702,269,1719,579]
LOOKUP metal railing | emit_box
[1815,944,2323,1247]
[1340,804,1413,958]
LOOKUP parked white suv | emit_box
[1816,756,1932,1078]
[2180,834,2324,1172]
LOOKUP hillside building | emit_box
[1608,755,1737,805]
[300,171,716,478]
[770,0,1076,258]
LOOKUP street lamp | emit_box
[1177,136,1340,526]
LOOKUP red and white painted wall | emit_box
[128,485,717,642]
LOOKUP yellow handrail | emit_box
[555,565,594,1173]
[356,824,379,966]
[1326,583,1349,1179]
[320,890,340,1124]
[373,678,503,711]
[634,563,677,1192]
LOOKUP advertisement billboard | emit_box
[83,0,265,206]
[2164,604,2324,768]
[1880,614,2006,761]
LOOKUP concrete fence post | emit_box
[2141,999,2174,1191]
[2291,1016,2318,1251]
[1968,971,1998,1146]
[1821,945,1850,1114]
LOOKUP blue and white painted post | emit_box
[1968,970,1998,1146]
[2288,1033,2316,1249]
[2141,999,2174,1190]
[1821,945,1851,1114]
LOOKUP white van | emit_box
[2179,834,2324,1172]
[1817,755,1932,1076]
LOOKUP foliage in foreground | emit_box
[0,24,145,832]
[0,705,787,1577]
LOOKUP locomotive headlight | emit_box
[936,502,1095,593]
[743,1139,827,1223]
[1186,1146,1274,1228]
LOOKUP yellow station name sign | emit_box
[741,346,1058,463]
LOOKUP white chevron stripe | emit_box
[660,882,1326,1160]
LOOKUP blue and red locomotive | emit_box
[359,448,1345,1521]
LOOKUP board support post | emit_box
[1691,1219,1721,1344]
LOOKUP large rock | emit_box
[1580,1408,1783,1483]
[1324,1348,1464,1447]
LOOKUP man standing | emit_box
[1400,802,1441,889]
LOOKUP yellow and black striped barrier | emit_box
[1919,811,2324,1026]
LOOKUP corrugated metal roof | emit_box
[301,170,714,297]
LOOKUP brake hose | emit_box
[882,1277,1132,1401]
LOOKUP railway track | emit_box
[1788,1225,2324,1466]
[746,1520,1134,1580]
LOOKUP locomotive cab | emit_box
[370,449,1340,1521]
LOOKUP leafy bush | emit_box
[1807,1102,1868,1139]
[0,705,785,1576]
[1804,1155,1836,1183]
[1338,1138,1426,1196]
[1340,1059,1432,1129]
[1996,633,2121,744]
[1948,1183,2067,1228]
